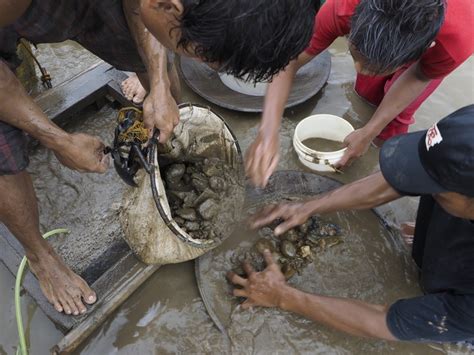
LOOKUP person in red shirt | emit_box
[246,0,474,188]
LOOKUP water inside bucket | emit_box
[302,137,346,152]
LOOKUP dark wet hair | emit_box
[349,0,446,74]
[178,0,318,82]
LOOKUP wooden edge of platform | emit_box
[34,61,133,124]
[51,259,160,354]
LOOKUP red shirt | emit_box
[306,0,474,79]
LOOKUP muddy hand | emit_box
[334,128,372,169]
[227,250,287,309]
[248,202,310,236]
[54,133,109,173]
[143,89,179,144]
[245,130,280,188]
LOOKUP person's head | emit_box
[380,105,474,220]
[139,0,318,81]
[348,0,446,76]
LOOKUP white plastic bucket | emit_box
[218,73,268,96]
[293,114,354,172]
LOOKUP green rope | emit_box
[15,229,69,355]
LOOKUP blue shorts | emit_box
[387,292,474,343]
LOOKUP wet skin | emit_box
[246,41,433,188]
[121,74,148,105]
[239,171,473,340]
[0,0,188,315]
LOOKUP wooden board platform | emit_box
[34,61,131,122]
[0,61,160,354]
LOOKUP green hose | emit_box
[15,229,69,355]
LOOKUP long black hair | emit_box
[349,0,446,74]
[178,0,317,82]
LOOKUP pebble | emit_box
[165,164,186,184]
[209,176,227,192]
[198,199,219,220]
[176,208,198,221]
[184,221,201,231]
[280,240,297,258]
[192,174,209,192]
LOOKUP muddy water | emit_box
[197,180,424,354]
[302,137,346,152]
[0,38,473,354]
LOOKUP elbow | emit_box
[365,307,398,341]
[413,63,431,83]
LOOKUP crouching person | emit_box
[230,105,474,343]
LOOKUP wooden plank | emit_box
[52,258,160,354]
[31,241,133,331]
[33,61,131,124]
[0,223,137,332]
[0,224,24,273]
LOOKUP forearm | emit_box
[279,286,395,340]
[365,63,431,137]
[261,62,297,134]
[0,61,69,150]
[123,0,170,91]
[261,53,314,134]
[304,172,401,215]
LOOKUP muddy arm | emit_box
[260,52,315,137]
[278,286,396,340]
[251,172,401,235]
[0,60,109,173]
[123,0,170,92]
[0,60,69,149]
[304,172,401,214]
[336,63,432,168]
[123,0,178,143]
[365,63,431,140]
[229,250,396,341]
[246,52,315,187]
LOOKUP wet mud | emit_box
[302,137,346,152]
[232,215,344,281]
[164,158,241,241]
[195,172,435,355]
[0,39,473,354]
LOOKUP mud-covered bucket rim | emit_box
[148,103,242,249]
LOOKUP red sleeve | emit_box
[419,0,474,79]
[420,43,461,79]
[305,0,348,56]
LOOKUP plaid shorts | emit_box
[0,0,146,174]
[0,122,29,175]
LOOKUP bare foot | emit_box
[400,222,415,246]
[121,73,148,105]
[27,246,97,316]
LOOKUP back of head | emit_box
[178,0,319,82]
[349,0,446,74]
